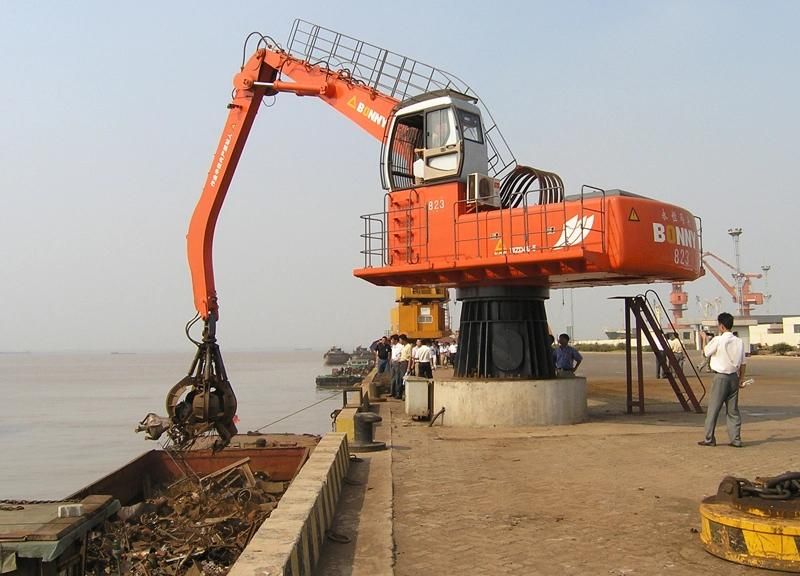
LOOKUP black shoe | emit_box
[697,440,716,446]
[729,442,743,448]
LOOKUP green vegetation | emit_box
[574,342,627,352]
[770,342,796,355]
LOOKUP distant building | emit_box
[749,315,800,347]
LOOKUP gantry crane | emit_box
[138,20,705,450]
[701,251,764,317]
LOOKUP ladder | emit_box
[616,294,703,414]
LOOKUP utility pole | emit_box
[727,227,744,317]
[761,265,772,313]
[568,288,575,340]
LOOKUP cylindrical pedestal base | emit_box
[455,286,553,379]
[432,377,586,426]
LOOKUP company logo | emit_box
[210,133,233,188]
[347,96,387,128]
[553,215,595,249]
[652,223,697,248]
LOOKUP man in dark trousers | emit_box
[374,335,391,374]
[698,312,746,447]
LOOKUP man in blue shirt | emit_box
[553,333,583,375]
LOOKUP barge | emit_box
[0,435,315,576]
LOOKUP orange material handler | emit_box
[138,21,704,450]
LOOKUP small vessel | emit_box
[604,328,626,340]
[350,345,374,362]
[323,346,351,365]
[316,357,374,388]
[315,371,364,388]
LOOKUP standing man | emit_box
[448,341,458,368]
[374,336,391,374]
[654,335,666,379]
[698,312,746,448]
[668,333,685,372]
[411,339,422,376]
[416,339,433,378]
[553,333,583,375]
[395,334,413,399]
[390,335,403,399]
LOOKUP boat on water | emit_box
[316,356,374,388]
[350,345,374,362]
[315,372,364,388]
[323,346,351,365]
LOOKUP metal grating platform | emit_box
[286,19,517,180]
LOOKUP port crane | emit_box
[138,21,705,449]
[701,251,764,317]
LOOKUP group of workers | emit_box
[371,335,458,399]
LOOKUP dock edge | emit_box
[229,432,351,576]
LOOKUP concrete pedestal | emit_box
[432,377,586,427]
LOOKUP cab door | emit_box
[420,107,461,182]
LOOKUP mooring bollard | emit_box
[351,411,386,452]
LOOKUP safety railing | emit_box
[360,193,428,268]
[360,213,386,267]
[453,185,606,260]
[362,184,607,268]
[286,19,517,181]
[642,289,707,403]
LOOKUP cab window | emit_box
[457,109,483,143]
[426,108,458,148]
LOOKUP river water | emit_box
[0,350,340,500]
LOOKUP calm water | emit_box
[0,350,339,500]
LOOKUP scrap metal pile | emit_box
[86,458,285,575]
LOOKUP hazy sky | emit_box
[1,1,797,351]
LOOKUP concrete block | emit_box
[433,378,587,426]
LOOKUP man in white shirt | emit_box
[698,313,746,448]
[390,335,404,399]
[448,342,458,368]
[416,340,433,378]
[411,339,422,376]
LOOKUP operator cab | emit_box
[382,90,489,191]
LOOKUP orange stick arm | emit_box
[187,51,277,320]
[187,47,399,320]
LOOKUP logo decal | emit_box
[209,132,233,188]
[628,208,640,222]
[653,222,697,248]
[553,215,595,249]
[347,96,387,128]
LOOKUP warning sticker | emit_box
[494,238,505,255]
[628,208,640,222]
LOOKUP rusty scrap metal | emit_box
[86,460,286,575]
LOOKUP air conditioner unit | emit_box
[467,173,502,208]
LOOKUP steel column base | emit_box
[454,286,554,379]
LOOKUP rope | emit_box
[253,390,342,432]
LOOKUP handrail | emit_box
[642,289,707,402]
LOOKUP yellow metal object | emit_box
[390,286,449,339]
[395,286,448,300]
[333,407,359,442]
[700,501,800,572]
